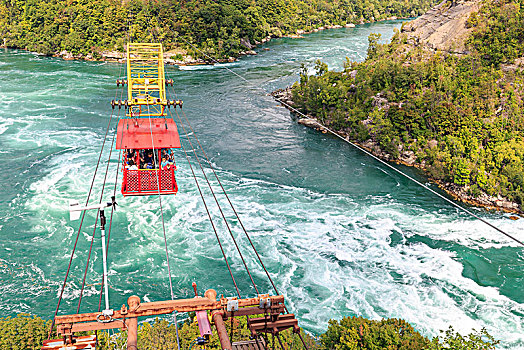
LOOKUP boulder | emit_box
[298,118,321,129]
[427,139,438,149]
[240,37,254,50]
[400,150,417,165]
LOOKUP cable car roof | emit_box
[116,118,181,149]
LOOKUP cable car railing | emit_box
[122,167,177,196]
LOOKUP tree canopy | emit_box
[0,0,438,59]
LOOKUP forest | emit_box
[290,0,524,210]
[0,0,438,59]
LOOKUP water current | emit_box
[0,21,523,348]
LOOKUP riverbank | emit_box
[272,87,522,215]
[0,18,406,66]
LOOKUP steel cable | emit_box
[77,83,125,313]
[144,99,182,350]
[172,107,260,295]
[173,97,282,297]
[48,91,118,339]
[166,107,242,297]
[97,116,128,313]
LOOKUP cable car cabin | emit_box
[116,118,181,196]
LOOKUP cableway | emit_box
[44,39,307,350]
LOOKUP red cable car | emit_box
[116,118,181,196]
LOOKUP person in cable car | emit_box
[128,160,138,170]
[161,157,170,170]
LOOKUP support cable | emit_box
[97,119,128,312]
[149,15,246,296]
[145,101,181,350]
[169,91,280,296]
[312,121,524,247]
[172,107,260,295]
[170,34,523,248]
[48,98,117,339]
[77,85,124,313]
[166,107,241,297]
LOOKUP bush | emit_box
[321,317,499,350]
[0,314,51,350]
[321,316,431,349]
[430,326,499,350]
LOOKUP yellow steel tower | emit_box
[125,43,168,117]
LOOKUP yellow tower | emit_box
[125,43,168,117]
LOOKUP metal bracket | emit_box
[259,298,271,309]
[226,299,239,312]
[96,309,114,323]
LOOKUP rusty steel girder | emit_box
[53,290,286,336]
[248,314,300,336]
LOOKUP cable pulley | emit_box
[167,99,183,108]
[110,100,128,109]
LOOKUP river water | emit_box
[0,21,523,348]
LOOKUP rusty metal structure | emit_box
[43,42,308,350]
[48,290,299,349]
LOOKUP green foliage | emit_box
[320,317,499,350]
[0,314,51,350]
[467,0,524,66]
[0,0,439,59]
[367,33,382,59]
[0,313,499,350]
[320,316,431,349]
[430,326,499,349]
[290,0,524,207]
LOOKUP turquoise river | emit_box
[0,21,523,348]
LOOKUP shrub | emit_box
[320,316,431,349]
[0,314,51,350]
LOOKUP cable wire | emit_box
[166,107,241,297]
[144,99,181,350]
[78,84,124,313]
[172,107,260,295]
[98,116,129,312]
[173,96,282,296]
[48,101,118,339]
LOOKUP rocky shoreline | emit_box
[1,18,405,66]
[272,87,522,216]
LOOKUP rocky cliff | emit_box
[401,0,481,53]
